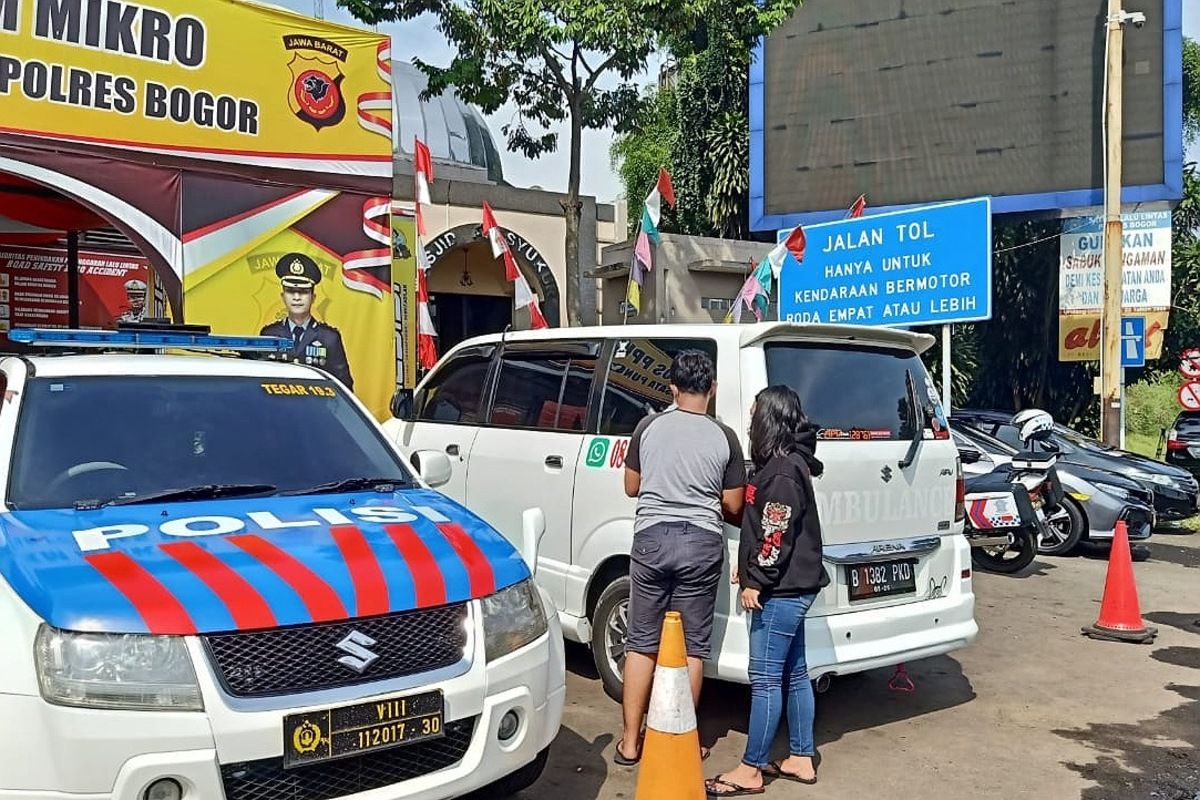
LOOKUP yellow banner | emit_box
[185,225,396,420]
[391,214,418,389]
[0,0,391,172]
[1058,311,1169,362]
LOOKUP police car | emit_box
[0,326,564,800]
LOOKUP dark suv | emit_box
[1167,411,1200,479]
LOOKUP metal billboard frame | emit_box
[748,0,1185,231]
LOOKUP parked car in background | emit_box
[953,409,1199,527]
[1166,411,1200,479]
[952,425,1155,555]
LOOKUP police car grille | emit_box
[220,717,475,800]
[203,604,468,697]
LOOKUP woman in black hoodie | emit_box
[706,386,829,797]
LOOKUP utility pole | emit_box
[313,0,325,18]
[1100,0,1125,447]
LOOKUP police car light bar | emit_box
[8,328,293,353]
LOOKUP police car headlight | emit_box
[35,626,203,711]
[481,580,548,661]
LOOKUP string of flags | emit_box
[726,194,867,323]
[412,137,439,370]
[626,168,676,316]
[482,201,549,329]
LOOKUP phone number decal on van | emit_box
[586,437,630,469]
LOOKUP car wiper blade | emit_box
[280,477,406,496]
[81,483,279,509]
[898,369,925,469]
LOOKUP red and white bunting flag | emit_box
[415,264,438,369]
[768,225,807,280]
[515,272,549,329]
[482,201,520,281]
[656,167,677,209]
[414,138,434,235]
[847,194,867,219]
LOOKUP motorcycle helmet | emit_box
[1012,409,1055,445]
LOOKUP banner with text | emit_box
[1058,311,1170,362]
[779,197,992,327]
[0,0,392,175]
[1058,210,1172,314]
[390,212,417,390]
[0,244,149,337]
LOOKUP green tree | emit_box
[342,0,683,326]
[1185,36,1199,144]
[610,85,677,235]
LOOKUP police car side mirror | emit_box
[521,507,547,576]
[411,450,452,488]
[391,388,415,420]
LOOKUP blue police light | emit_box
[8,328,292,353]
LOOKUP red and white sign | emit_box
[0,245,150,338]
[1181,348,1200,380]
[1179,381,1200,412]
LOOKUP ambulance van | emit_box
[386,322,978,699]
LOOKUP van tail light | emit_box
[954,459,966,522]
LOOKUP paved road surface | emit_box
[499,533,1200,800]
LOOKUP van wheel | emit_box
[591,576,630,703]
[482,747,549,797]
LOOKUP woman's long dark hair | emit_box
[749,385,824,477]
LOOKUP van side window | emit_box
[416,350,492,424]
[490,351,597,432]
[599,338,718,436]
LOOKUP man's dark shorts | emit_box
[626,521,725,659]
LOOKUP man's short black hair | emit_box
[670,350,715,396]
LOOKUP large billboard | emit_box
[0,0,392,176]
[750,0,1184,229]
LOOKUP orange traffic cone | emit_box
[1082,521,1157,644]
[634,611,705,800]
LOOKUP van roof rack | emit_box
[8,326,292,354]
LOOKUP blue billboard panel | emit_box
[779,197,992,328]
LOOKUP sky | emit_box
[278,1,1197,203]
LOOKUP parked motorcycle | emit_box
[962,410,1063,574]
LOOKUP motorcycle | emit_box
[962,410,1064,574]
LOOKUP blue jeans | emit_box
[742,593,818,768]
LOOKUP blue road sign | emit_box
[779,197,992,327]
[1121,316,1146,368]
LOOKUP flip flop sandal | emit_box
[612,739,641,766]
[763,760,818,785]
[705,777,765,797]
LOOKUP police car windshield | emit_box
[7,376,412,510]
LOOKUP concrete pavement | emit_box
[514,532,1200,800]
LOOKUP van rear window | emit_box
[764,342,940,441]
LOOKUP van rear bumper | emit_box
[710,573,978,683]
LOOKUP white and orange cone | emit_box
[635,611,705,800]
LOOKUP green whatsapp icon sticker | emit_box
[585,437,611,468]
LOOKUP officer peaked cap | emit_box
[276,253,322,289]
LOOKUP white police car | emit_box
[0,327,564,800]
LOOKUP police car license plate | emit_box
[846,559,917,602]
[282,690,444,769]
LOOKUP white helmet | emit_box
[1012,409,1055,444]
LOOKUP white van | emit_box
[385,323,978,699]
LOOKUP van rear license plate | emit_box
[847,559,917,602]
[282,690,444,769]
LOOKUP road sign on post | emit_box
[1120,316,1145,368]
[1181,348,1200,380]
[778,197,993,327]
[1179,381,1200,412]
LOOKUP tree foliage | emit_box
[341,0,684,325]
[1185,36,1199,145]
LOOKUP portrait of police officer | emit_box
[118,279,148,324]
[260,253,354,390]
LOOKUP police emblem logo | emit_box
[286,52,346,131]
[290,260,305,275]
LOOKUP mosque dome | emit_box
[392,61,505,184]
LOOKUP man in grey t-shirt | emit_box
[614,350,746,766]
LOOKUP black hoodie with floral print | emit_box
[738,439,829,597]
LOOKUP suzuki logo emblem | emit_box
[336,630,379,674]
[881,465,894,483]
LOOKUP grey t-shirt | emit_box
[626,408,747,534]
